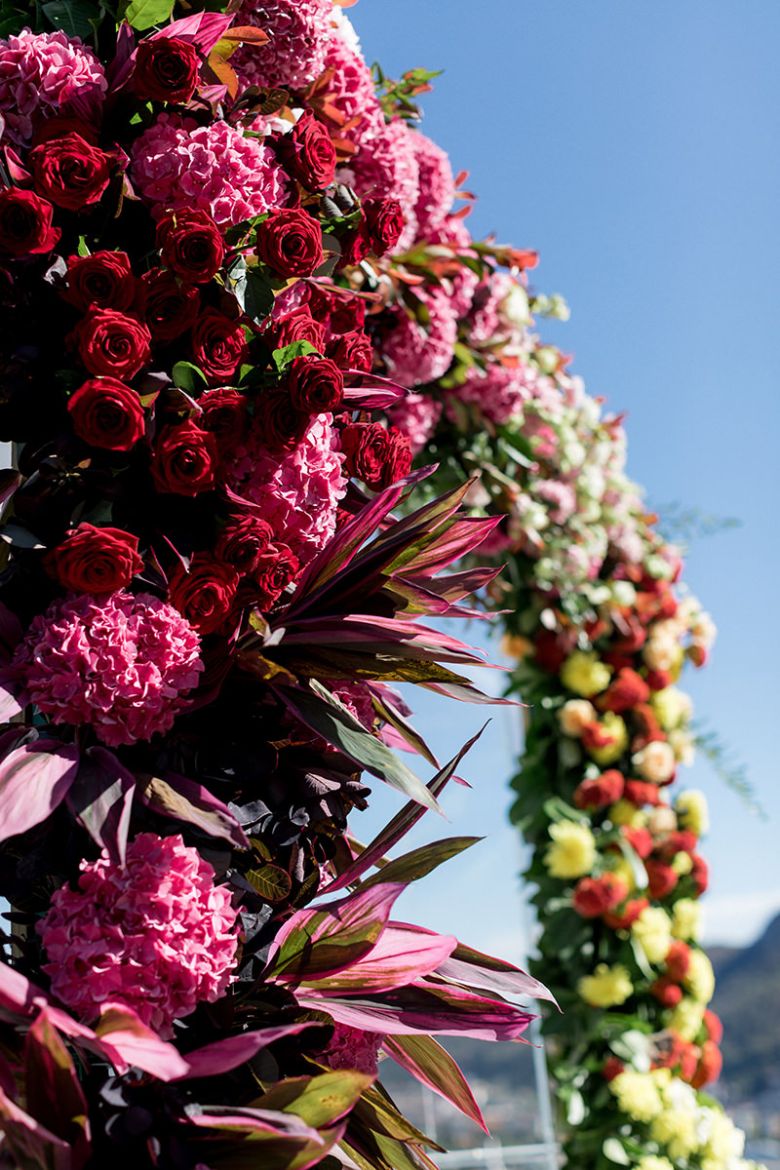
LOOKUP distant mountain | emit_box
[712,912,780,1100]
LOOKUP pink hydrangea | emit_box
[348,119,420,250]
[425,215,480,318]
[386,392,443,456]
[231,0,332,93]
[39,834,239,1037]
[383,288,458,388]
[226,414,346,566]
[447,363,532,426]
[0,28,107,147]
[13,591,203,748]
[322,1023,384,1076]
[410,131,455,241]
[130,114,291,226]
[535,479,578,525]
[321,33,384,145]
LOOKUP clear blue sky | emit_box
[349,0,780,956]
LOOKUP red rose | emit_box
[0,188,60,256]
[45,523,143,593]
[657,830,698,860]
[327,330,373,373]
[632,702,665,748]
[340,422,387,489]
[703,1009,723,1044]
[255,389,309,454]
[199,387,247,446]
[623,779,663,806]
[602,1058,625,1083]
[534,629,574,674]
[621,825,654,859]
[665,940,692,982]
[385,425,413,482]
[645,668,673,691]
[363,198,405,255]
[68,377,146,451]
[691,1040,722,1090]
[32,117,101,146]
[169,554,239,635]
[253,543,299,611]
[133,37,200,104]
[72,308,152,380]
[309,287,365,333]
[603,896,648,930]
[650,977,684,1007]
[151,421,217,496]
[270,307,325,352]
[63,251,137,312]
[610,614,647,654]
[142,268,200,343]
[572,873,628,919]
[192,309,247,386]
[156,209,225,285]
[690,852,708,895]
[216,515,273,575]
[646,859,679,899]
[255,208,324,277]
[280,110,337,190]
[573,769,625,809]
[30,132,115,211]
[336,220,370,270]
[287,355,343,413]
[598,667,650,713]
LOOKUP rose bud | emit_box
[68,377,146,451]
[327,329,373,373]
[363,198,405,256]
[72,308,152,380]
[29,132,115,211]
[169,554,239,635]
[45,523,143,593]
[156,209,225,285]
[192,308,248,386]
[63,251,138,313]
[216,515,274,575]
[287,355,343,414]
[133,37,200,105]
[199,387,248,446]
[280,110,337,190]
[255,208,324,277]
[253,543,299,611]
[150,420,218,496]
[142,268,200,343]
[0,188,60,256]
[691,1040,722,1090]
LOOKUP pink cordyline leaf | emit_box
[185,1105,323,1142]
[65,746,135,866]
[94,1004,189,1081]
[0,1085,71,1170]
[139,771,250,850]
[25,1009,91,1170]
[150,12,234,52]
[299,926,457,994]
[382,1033,488,1134]
[174,1023,321,1081]
[0,741,80,844]
[437,943,558,1006]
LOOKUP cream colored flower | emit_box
[632,740,676,784]
[557,698,596,738]
[676,789,710,837]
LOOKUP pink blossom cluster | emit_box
[348,119,421,251]
[447,362,532,426]
[320,32,384,143]
[387,392,443,455]
[13,591,203,747]
[382,288,458,388]
[130,114,291,226]
[0,28,107,146]
[39,834,239,1037]
[410,132,456,240]
[322,1022,384,1076]
[426,216,480,317]
[231,0,333,93]
[226,414,346,566]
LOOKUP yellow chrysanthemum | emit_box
[560,650,612,698]
[672,850,694,876]
[672,897,702,941]
[676,789,710,837]
[667,996,706,1041]
[637,1157,675,1170]
[632,906,672,965]
[609,1069,663,1122]
[702,1109,745,1164]
[684,949,715,1004]
[609,798,648,829]
[650,686,692,731]
[578,963,633,1008]
[610,855,637,893]
[651,1107,701,1160]
[587,712,629,766]
[544,821,596,879]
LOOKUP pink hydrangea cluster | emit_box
[130,114,291,226]
[226,414,346,566]
[382,288,458,388]
[38,834,239,1037]
[447,362,532,426]
[322,1022,384,1076]
[348,119,420,250]
[387,392,443,456]
[13,591,203,747]
[410,132,455,241]
[426,216,480,318]
[0,28,107,146]
[534,478,578,525]
[321,33,384,144]
[231,0,332,93]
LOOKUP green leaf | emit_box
[602,1138,630,1165]
[171,361,208,394]
[244,267,275,324]
[42,0,98,37]
[246,863,292,904]
[382,1035,486,1133]
[76,236,90,258]
[256,1071,372,1129]
[360,836,481,889]
[123,0,174,30]
[272,340,319,374]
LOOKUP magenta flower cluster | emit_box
[39,833,239,1037]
